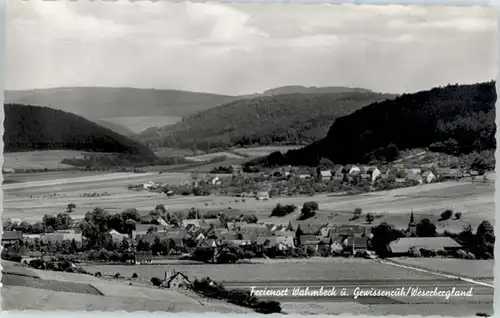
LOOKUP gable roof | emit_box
[273,231,295,237]
[389,237,461,254]
[166,272,191,286]
[300,235,320,245]
[346,237,368,247]
[320,170,332,177]
[240,224,270,235]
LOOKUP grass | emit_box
[232,146,302,158]
[3,171,494,232]
[84,259,441,283]
[100,116,182,133]
[390,258,494,279]
[1,273,103,295]
[3,150,84,170]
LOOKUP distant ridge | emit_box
[5,87,238,119]
[261,86,373,96]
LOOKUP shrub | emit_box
[270,204,297,217]
[408,247,421,257]
[436,250,448,257]
[455,212,463,219]
[114,272,122,278]
[95,271,102,277]
[354,208,363,217]
[455,249,468,259]
[151,277,162,286]
[1,253,22,263]
[365,213,375,224]
[132,272,138,279]
[440,209,453,221]
[255,300,282,314]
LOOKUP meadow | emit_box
[390,258,494,279]
[3,167,494,232]
[83,259,441,283]
[3,150,85,170]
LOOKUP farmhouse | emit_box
[298,234,320,248]
[389,237,462,256]
[344,237,368,253]
[343,165,361,176]
[407,173,423,184]
[2,231,23,247]
[164,272,191,289]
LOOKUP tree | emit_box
[242,214,258,224]
[439,209,453,221]
[371,222,404,258]
[416,218,437,237]
[67,203,76,213]
[476,220,495,259]
[298,201,319,220]
[121,208,141,222]
[455,212,463,219]
[155,204,167,215]
[124,219,136,236]
[187,208,199,220]
[365,213,375,224]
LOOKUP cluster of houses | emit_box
[3,210,467,264]
[265,164,488,186]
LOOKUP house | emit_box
[183,219,202,228]
[395,177,407,183]
[389,237,462,256]
[317,238,332,253]
[297,223,327,236]
[256,191,270,200]
[231,165,243,174]
[226,221,247,231]
[319,170,332,181]
[275,235,295,249]
[298,234,320,247]
[165,272,191,289]
[330,237,344,254]
[343,165,361,175]
[422,171,436,183]
[335,225,365,238]
[108,229,129,243]
[360,173,371,180]
[256,236,278,247]
[367,167,381,182]
[204,219,223,229]
[333,167,345,180]
[298,174,312,180]
[344,237,368,253]
[436,168,462,180]
[240,224,271,236]
[2,231,23,247]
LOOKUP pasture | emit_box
[232,145,302,158]
[391,258,494,279]
[83,259,441,283]
[102,116,182,133]
[185,152,245,162]
[3,150,84,170]
[3,169,494,232]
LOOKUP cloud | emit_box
[6,2,496,95]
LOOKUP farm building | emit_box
[298,235,320,248]
[132,224,167,238]
[342,165,361,175]
[2,231,23,247]
[275,235,295,249]
[256,191,270,200]
[407,173,423,184]
[344,237,368,253]
[335,225,365,238]
[389,237,462,256]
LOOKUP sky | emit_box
[6,2,497,95]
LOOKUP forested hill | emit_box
[5,87,238,119]
[266,81,496,166]
[137,91,395,151]
[4,104,156,158]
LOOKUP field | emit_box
[232,145,302,157]
[185,152,245,162]
[3,168,494,232]
[83,259,443,283]
[101,116,182,133]
[3,150,86,170]
[390,258,494,279]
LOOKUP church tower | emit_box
[407,210,417,237]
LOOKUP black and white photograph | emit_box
[1,1,496,315]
